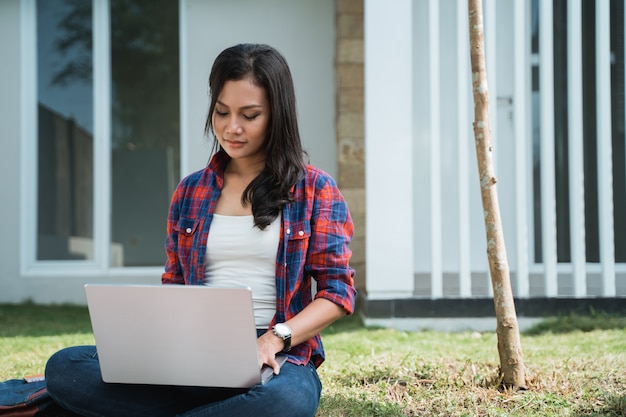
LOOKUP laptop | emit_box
[84,284,287,388]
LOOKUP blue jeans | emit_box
[44,345,321,417]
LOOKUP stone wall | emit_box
[335,0,365,291]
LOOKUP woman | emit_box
[44,43,356,417]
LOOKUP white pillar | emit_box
[428,0,442,299]
[567,0,586,297]
[513,0,530,297]
[539,0,558,296]
[456,0,471,298]
[596,0,616,296]
[364,0,414,298]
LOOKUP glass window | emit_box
[110,0,180,267]
[35,0,180,267]
[37,0,94,261]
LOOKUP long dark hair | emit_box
[205,44,306,229]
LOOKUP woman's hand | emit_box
[257,298,347,374]
[257,330,285,374]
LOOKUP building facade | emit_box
[1,0,624,330]
[1,0,338,302]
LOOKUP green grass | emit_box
[0,303,94,378]
[1,304,625,416]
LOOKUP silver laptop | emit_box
[84,284,287,388]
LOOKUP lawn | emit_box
[1,304,625,416]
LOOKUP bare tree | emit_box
[467,0,527,389]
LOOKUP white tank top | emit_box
[203,214,280,328]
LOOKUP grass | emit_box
[0,303,94,378]
[1,304,625,416]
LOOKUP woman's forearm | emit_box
[285,297,347,347]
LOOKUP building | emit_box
[1,0,624,330]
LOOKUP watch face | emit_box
[274,323,290,337]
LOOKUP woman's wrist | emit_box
[272,323,292,352]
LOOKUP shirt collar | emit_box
[207,150,231,189]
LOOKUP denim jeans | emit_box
[44,345,321,417]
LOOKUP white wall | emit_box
[181,0,336,178]
[364,0,415,298]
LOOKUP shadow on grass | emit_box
[523,310,626,336]
[329,309,626,337]
[3,302,365,338]
[0,303,92,337]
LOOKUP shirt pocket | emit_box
[285,220,311,268]
[174,218,199,268]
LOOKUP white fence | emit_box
[365,0,625,300]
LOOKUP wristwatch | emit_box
[272,323,292,352]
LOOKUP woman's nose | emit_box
[225,118,243,134]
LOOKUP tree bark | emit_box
[467,0,527,389]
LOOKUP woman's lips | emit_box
[224,139,245,148]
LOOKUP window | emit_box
[37,0,94,261]
[34,0,179,268]
[109,0,180,266]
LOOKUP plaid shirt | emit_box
[162,151,356,367]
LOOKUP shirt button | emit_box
[298,230,304,237]
[286,228,291,235]
[185,227,192,234]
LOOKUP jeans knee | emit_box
[45,346,97,391]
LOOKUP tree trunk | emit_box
[467,0,527,389]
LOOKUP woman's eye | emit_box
[214,109,228,117]
[242,113,259,121]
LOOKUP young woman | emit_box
[44,44,356,417]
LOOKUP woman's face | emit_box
[212,78,270,165]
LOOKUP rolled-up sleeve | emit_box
[307,175,357,314]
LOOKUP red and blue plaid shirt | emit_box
[162,151,356,367]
